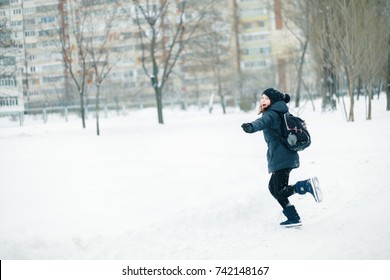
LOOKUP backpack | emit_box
[278,112,311,152]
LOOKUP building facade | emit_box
[0,0,303,112]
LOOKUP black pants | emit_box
[268,168,295,209]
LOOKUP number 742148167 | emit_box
[215,266,269,276]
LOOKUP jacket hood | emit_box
[268,100,289,114]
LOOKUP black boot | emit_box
[294,177,323,203]
[280,205,302,228]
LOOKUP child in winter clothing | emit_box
[241,88,322,227]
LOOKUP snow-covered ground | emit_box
[1,96,389,260]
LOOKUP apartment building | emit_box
[0,0,24,114]
[166,0,281,109]
[0,0,65,110]
[1,0,301,112]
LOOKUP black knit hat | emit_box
[262,88,290,104]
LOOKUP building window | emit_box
[42,76,65,83]
[23,90,39,96]
[242,47,271,55]
[24,30,36,37]
[240,33,269,42]
[24,18,36,26]
[23,7,35,14]
[0,56,16,66]
[239,8,268,17]
[26,43,37,49]
[40,16,56,24]
[11,20,22,27]
[242,60,266,69]
[0,77,16,87]
[0,96,19,107]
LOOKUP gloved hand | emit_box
[241,123,254,133]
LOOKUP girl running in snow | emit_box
[241,88,322,227]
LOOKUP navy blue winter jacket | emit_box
[250,101,300,173]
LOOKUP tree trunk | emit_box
[155,87,164,124]
[295,39,308,108]
[96,84,101,136]
[233,0,244,109]
[356,76,362,101]
[387,91,390,111]
[387,36,390,111]
[321,50,331,111]
[217,68,226,114]
[347,68,355,122]
[219,93,226,114]
[209,92,215,114]
[367,80,372,120]
[80,90,86,128]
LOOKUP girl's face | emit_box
[260,94,271,109]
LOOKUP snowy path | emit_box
[1,99,389,259]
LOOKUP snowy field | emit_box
[0,96,389,260]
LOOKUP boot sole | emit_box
[310,177,323,203]
[280,222,302,228]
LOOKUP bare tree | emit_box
[126,0,216,124]
[278,0,311,108]
[388,35,390,111]
[57,0,92,128]
[381,0,390,111]
[232,0,243,109]
[184,1,233,114]
[358,1,388,120]
[320,1,371,121]
[207,10,233,114]
[302,0,389,120]
[308,0,340,111]
[87,3,119,135]
[0,17,13,49]
[0,17,17,76]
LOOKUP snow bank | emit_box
[0,97,389,259]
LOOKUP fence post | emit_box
[64,107,68,122]
[19,111,24,126]
[43,107,47,123]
